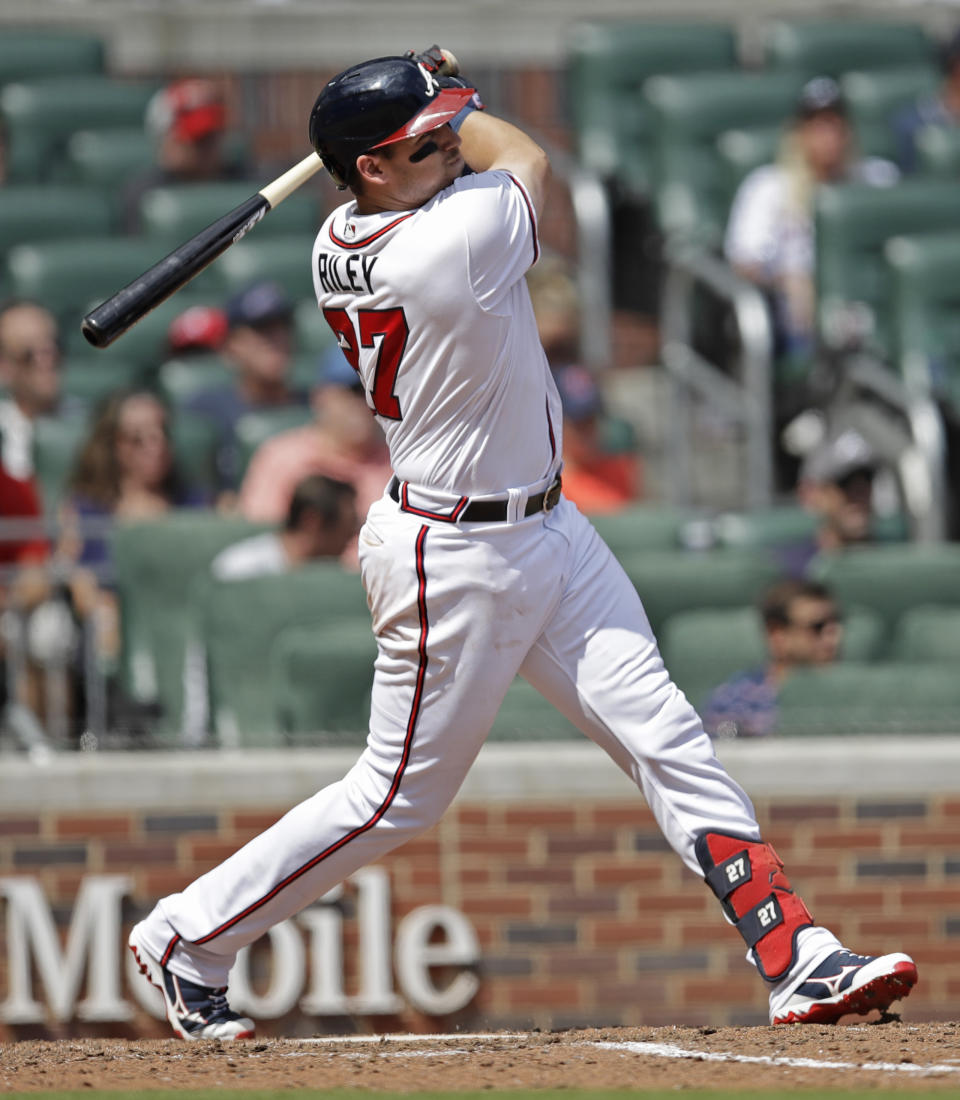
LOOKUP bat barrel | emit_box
[81,194,270,349]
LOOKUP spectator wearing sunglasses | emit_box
[702,579,843,739]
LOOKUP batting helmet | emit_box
[309,56,475,188]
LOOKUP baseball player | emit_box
[128,48,918,1039]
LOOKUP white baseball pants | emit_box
[139,492,831,989]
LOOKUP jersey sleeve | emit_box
[445,170,539,310]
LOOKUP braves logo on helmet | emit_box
[416,63,441,98]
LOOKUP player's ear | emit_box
[355,152,387,185]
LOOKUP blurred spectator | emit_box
[724,77,898,369]
[526,254,581,368]
[239,347,392,561]
[777,427,880,578]
[702,578,843,739]
[553,364,642,514]
[213,475,357,580]
[184,282,309,494]
[0,300,76,481]
[181,474,358,744]
[122,77,243,232]
[892,29,960,174]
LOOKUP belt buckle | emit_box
[543,476,562,512]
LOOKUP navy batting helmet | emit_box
[309,56,474,188]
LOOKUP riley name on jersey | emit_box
[316,252,379,296]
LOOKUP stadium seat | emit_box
[776,661,960,735]
[661,603,886,713]
[488,677,583,741]
[63,127,155,187]
[4,240,222,338]
[841,66,940,147]
[814,179,960,359]
[157,355,234,406]
[0,76,159,174]
[588,503,697,559]
[215,237,315,301]
[138,183,320,248]
[808,544,960,639]
[888,605,960,663]
[760,20,937,77]
[31,412,89,513]
[294,299,339,358]
[232,406,314,479]
[885,230,960,410]
[169,412,221,498]
[269,619,376,745]
[914,125,960,178]
[711,505,819,549]
[616,547,782,639]
[644,70,805,241]
[0,29,105,84]
[60,357,150,408]
[0,185,116,252]
[565,20,739,195]
[197,565,371,745]
[111,512,270,736]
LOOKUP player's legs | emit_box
[135,501,564,990]
[519,499,915,1019]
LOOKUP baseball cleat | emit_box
[770,949,918,1025]
[128,923,255,1040]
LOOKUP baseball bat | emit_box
[80,151,325,349]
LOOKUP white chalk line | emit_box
[592,1040,960,1078]
[276,1033,960,1077]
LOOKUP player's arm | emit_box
[457,111,551,217]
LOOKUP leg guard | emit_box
[695,831,814,982]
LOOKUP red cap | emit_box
[148,79,227,143]
[369,86,475,149]
[168,305,228,353]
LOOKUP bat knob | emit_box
[438,48,460,77]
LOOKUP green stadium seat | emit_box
[64,127,154,187]
[814,179,960,359]
[885,230,960,410]
[488,676,582,741]
[0,30,105,83]
[889,605,960,662]
[776,661,960,735]
[215,237,315,301]
[31,411,89,513]
[915,125,960,178]
[60,357,150,407]
[111,511,269,735]
[0,76,159,174]
[0,185,116,252]
[841,66,940,144]
[661,604,886,713]
[169,411,221,497]
[565,20,739,195]
[294,298,338,357]
[617,547,782,639]
[269,619,376,745]
[761,20,937,77]
[644,70,805,241]
[4,240,222,337]
[588,503,697,559]
[711,505,818,549]
[233,405,314,480]
[808,544,960,639]
[157,354,234,406]
[197,565,371,745]
[138,183,320,248]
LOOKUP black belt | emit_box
[389,475,562,522]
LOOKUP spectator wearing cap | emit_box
[239,345,392,564]
[183,281,309,494]
[892,29,960,174]
[553,364,642,515]
[122,77,246,232]
[776,427,881,578]
[166,305,229,359]
[724,76,898,370]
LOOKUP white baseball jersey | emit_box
[311,170,562,497]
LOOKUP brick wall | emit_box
[2,746,958,1037]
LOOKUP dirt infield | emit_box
[3,1022,960,1092]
